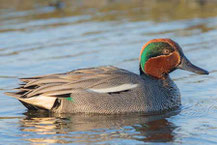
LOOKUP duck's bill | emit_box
[178,56,209,75]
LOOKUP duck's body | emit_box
[5,39,208,114]
[7,66,180,114]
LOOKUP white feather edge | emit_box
[18,95,56,110]
[87,83,138,93]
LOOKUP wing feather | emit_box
[6,66,140,99]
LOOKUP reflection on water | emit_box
[19,110,179,144]
[0,0,217,144]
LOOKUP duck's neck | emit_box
[139,65,168,80]
[139,65,152,80]
[139,65,144,75]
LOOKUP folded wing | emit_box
[5,66,141,111]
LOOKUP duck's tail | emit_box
[4,92,56,111]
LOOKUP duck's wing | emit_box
[5,66,142,111]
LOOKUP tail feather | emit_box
[19,100,42,110]
[4,92,20,98]
[5,92,56,110]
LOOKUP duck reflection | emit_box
[19,110,179,144]
[132,118,175,142]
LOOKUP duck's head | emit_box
[139,38,209,79]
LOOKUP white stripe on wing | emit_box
[88,84,138,93]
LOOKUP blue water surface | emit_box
[0,0,217,144]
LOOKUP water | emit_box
[0,0,217,144]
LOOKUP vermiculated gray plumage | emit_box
[5,66,181,114]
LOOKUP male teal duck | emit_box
[5,39,209,114]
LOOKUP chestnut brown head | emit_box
[140,38,209,79]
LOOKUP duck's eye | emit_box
[163,49,170,55]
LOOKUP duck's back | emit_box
[6,66,181,114]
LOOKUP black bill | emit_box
[178,56,209,75]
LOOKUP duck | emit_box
[5,38,209,114]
